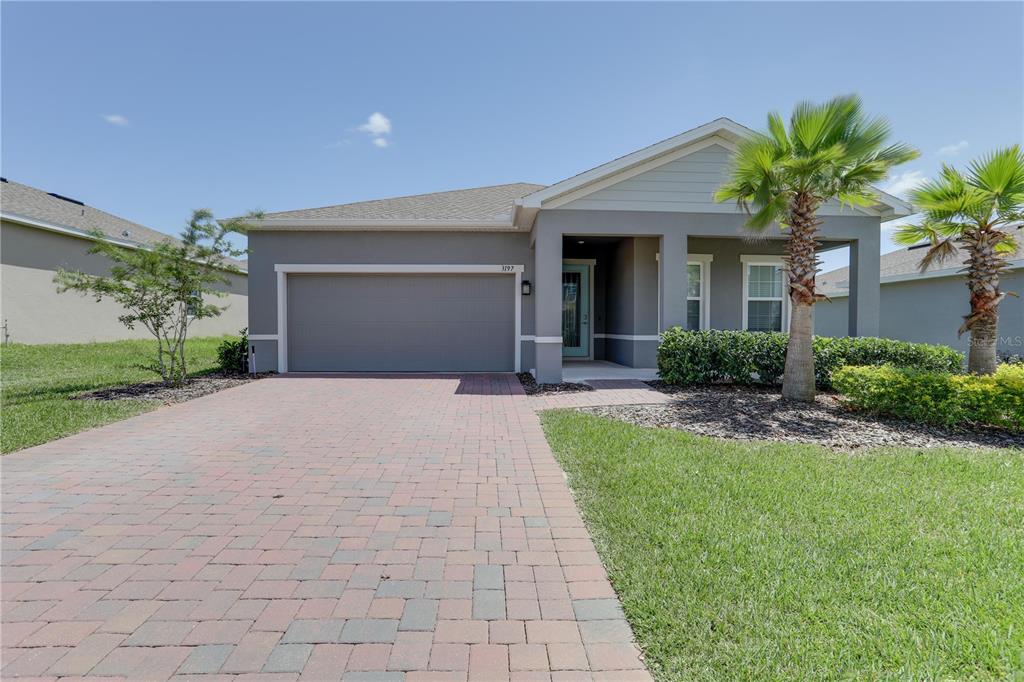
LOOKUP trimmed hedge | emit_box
[657,328,964,390]
[833,364,1024,431]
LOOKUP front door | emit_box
[561,263,590,358]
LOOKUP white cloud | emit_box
[358,112,391,136]
[937,140,968,156]
[882,170,927,198]
[355,112,392,148]
[101,114,129,126]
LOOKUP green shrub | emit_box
[657,328,964,390]
[216,328,248,374]
[833,364,1024,431]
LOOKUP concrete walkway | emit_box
[530,380,672,411]
[1,374,649,681]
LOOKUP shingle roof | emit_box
[261,183,546,222]
[1,178,177,247]
[819,235,1024,295]
[0,178,246,271]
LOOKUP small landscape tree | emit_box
[56,209,257,385]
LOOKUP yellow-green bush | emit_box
[833,364,1024,431]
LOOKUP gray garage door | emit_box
[286,273,515,372]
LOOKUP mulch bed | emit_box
[516,372,594,396]
[73,372,264,405]
[577,382,1023,451]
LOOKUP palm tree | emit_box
[893,146,1024,375]
[715,95,918,401]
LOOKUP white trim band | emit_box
[274,263,524,274]
[250,219,518,231]
[533,337,564,344]
[594,334,661,341]
[249,334,278,341]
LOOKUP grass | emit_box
[541,410,1024,681]
[0,337,232,453]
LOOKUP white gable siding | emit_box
[558,143,866,216]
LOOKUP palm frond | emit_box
[892,223,937,246]
[917,238,960,272]
[746,194,789,231]
[716,94,915,235]
[766,112,790,153]
[836,190,878,208]
[967,145,1024,217]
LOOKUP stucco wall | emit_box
[0,220,247,344]
[816,269,1024,356]
[246,209,884,375]
[246,230,535,372]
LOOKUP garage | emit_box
[284,271,516,372]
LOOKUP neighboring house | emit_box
[247,118,911,383]
[0,178,248,344]
[816,240,1024,356]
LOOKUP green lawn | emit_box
[0,337,231,453]
[542,410,1024,681]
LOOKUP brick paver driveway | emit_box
[2,375,649,681]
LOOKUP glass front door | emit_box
[561,264,590,358]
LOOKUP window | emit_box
[686,263,703,330]
[742,258,787,332]
[655,253,711,331]
[186,290,203,318]
[683,255,712,330]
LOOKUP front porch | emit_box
[532,224,880,384]
[562,360,659,382]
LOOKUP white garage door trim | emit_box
[273,263,525,373]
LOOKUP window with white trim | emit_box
[743,260,787,332]
[686,263,704,330]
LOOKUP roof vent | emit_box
[0,177,7,183]
[121,230,131,237]
[47,192,85,206]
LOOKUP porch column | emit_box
[659,230,688,331]
[534,224,564,383]
[847,235,880,337]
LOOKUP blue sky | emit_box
[3,1,1022,272]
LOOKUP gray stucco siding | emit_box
[816,269,1024,356]
[247,205,886,377]
[531,208,882,381]
[247,230,534,372]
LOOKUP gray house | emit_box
[0,179,248,344]
[816,240,1024,356]
[247,118,910,383]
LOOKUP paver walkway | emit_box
[529,380,672,411]
[1,374,650,681]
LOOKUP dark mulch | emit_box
[577,382,1023,450]
[73,372,265,405]
[516,372,594,396]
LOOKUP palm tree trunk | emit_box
[783,301,816,400]
[963,228,1004,375]
[781,192,821,401]
[968,317,999,375]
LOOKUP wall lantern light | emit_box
[521,280,532,296]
